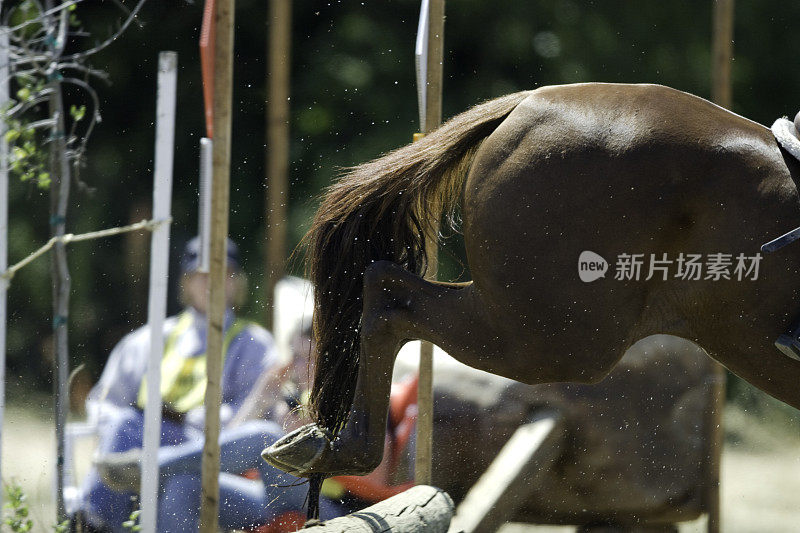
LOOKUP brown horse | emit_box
[263,82,800,479]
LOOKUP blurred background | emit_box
[3,0,800,530]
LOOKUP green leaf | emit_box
[37,172,51,188]
[12,146,29,161]
[16,88,30,102]
[70,105,86,122]
[4,130,20,143]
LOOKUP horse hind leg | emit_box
[265,255,647,477]
[262,260,509,477]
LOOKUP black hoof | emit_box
[261,424,333,477]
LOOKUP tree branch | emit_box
[63,0,148,61]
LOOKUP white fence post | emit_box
[140,51,177,533]
[0,29,10,511]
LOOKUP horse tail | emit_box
[306,90,532,433]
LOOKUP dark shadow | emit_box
[351,511,393,531]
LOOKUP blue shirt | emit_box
[86,307,278,430]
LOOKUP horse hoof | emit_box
[261,424,333,477]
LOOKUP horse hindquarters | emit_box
[463,83,800,410]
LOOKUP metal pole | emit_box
[0,29,9,511]
[707,3,733,531]
[199,137,213,273]
[264,0,291,330]
[415,0,444,487]
[199,0,234,528]
[140,51,177,533]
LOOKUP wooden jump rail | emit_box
[303,485,454,533]
[449,410,566,533]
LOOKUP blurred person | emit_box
[71,237,279,533]
[94,322,415,532]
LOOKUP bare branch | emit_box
[9,52,52,66]
[107,0,145,29]
[26,117,58,129]
[52,1,70,57]
[5,90,56,117]
[0,67,38,86]
[57,62,110,83]
[3,1,82,37]
[64,0,148,61]
[59,76,100,151]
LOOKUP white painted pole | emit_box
[198,137,213,273]
[414,0,430,131]
[0,29,10,511]
[140,51,177,533]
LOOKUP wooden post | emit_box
[708,4,734,532]
[712,0,734,108]
[198,0,235,530]
[264,0,291,330]
[415,0,444,487]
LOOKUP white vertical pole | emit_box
[198,137,213,273]
[140,51,177,533]
[414,0,430,131]
[0,30,10,510]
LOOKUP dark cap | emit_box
[181,236,241,273]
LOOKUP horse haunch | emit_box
[263,83,800,481]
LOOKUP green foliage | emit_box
[1,0,91,191]
[4,120,49,189]
[8,1,42,40]
[122,509,141,532]
[68,3,81,29]
[70,105,86,122]
[3,482,33,533]
[1,58,50,188]
[1,481,70,533]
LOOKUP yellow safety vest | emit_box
[137,311,250,413]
